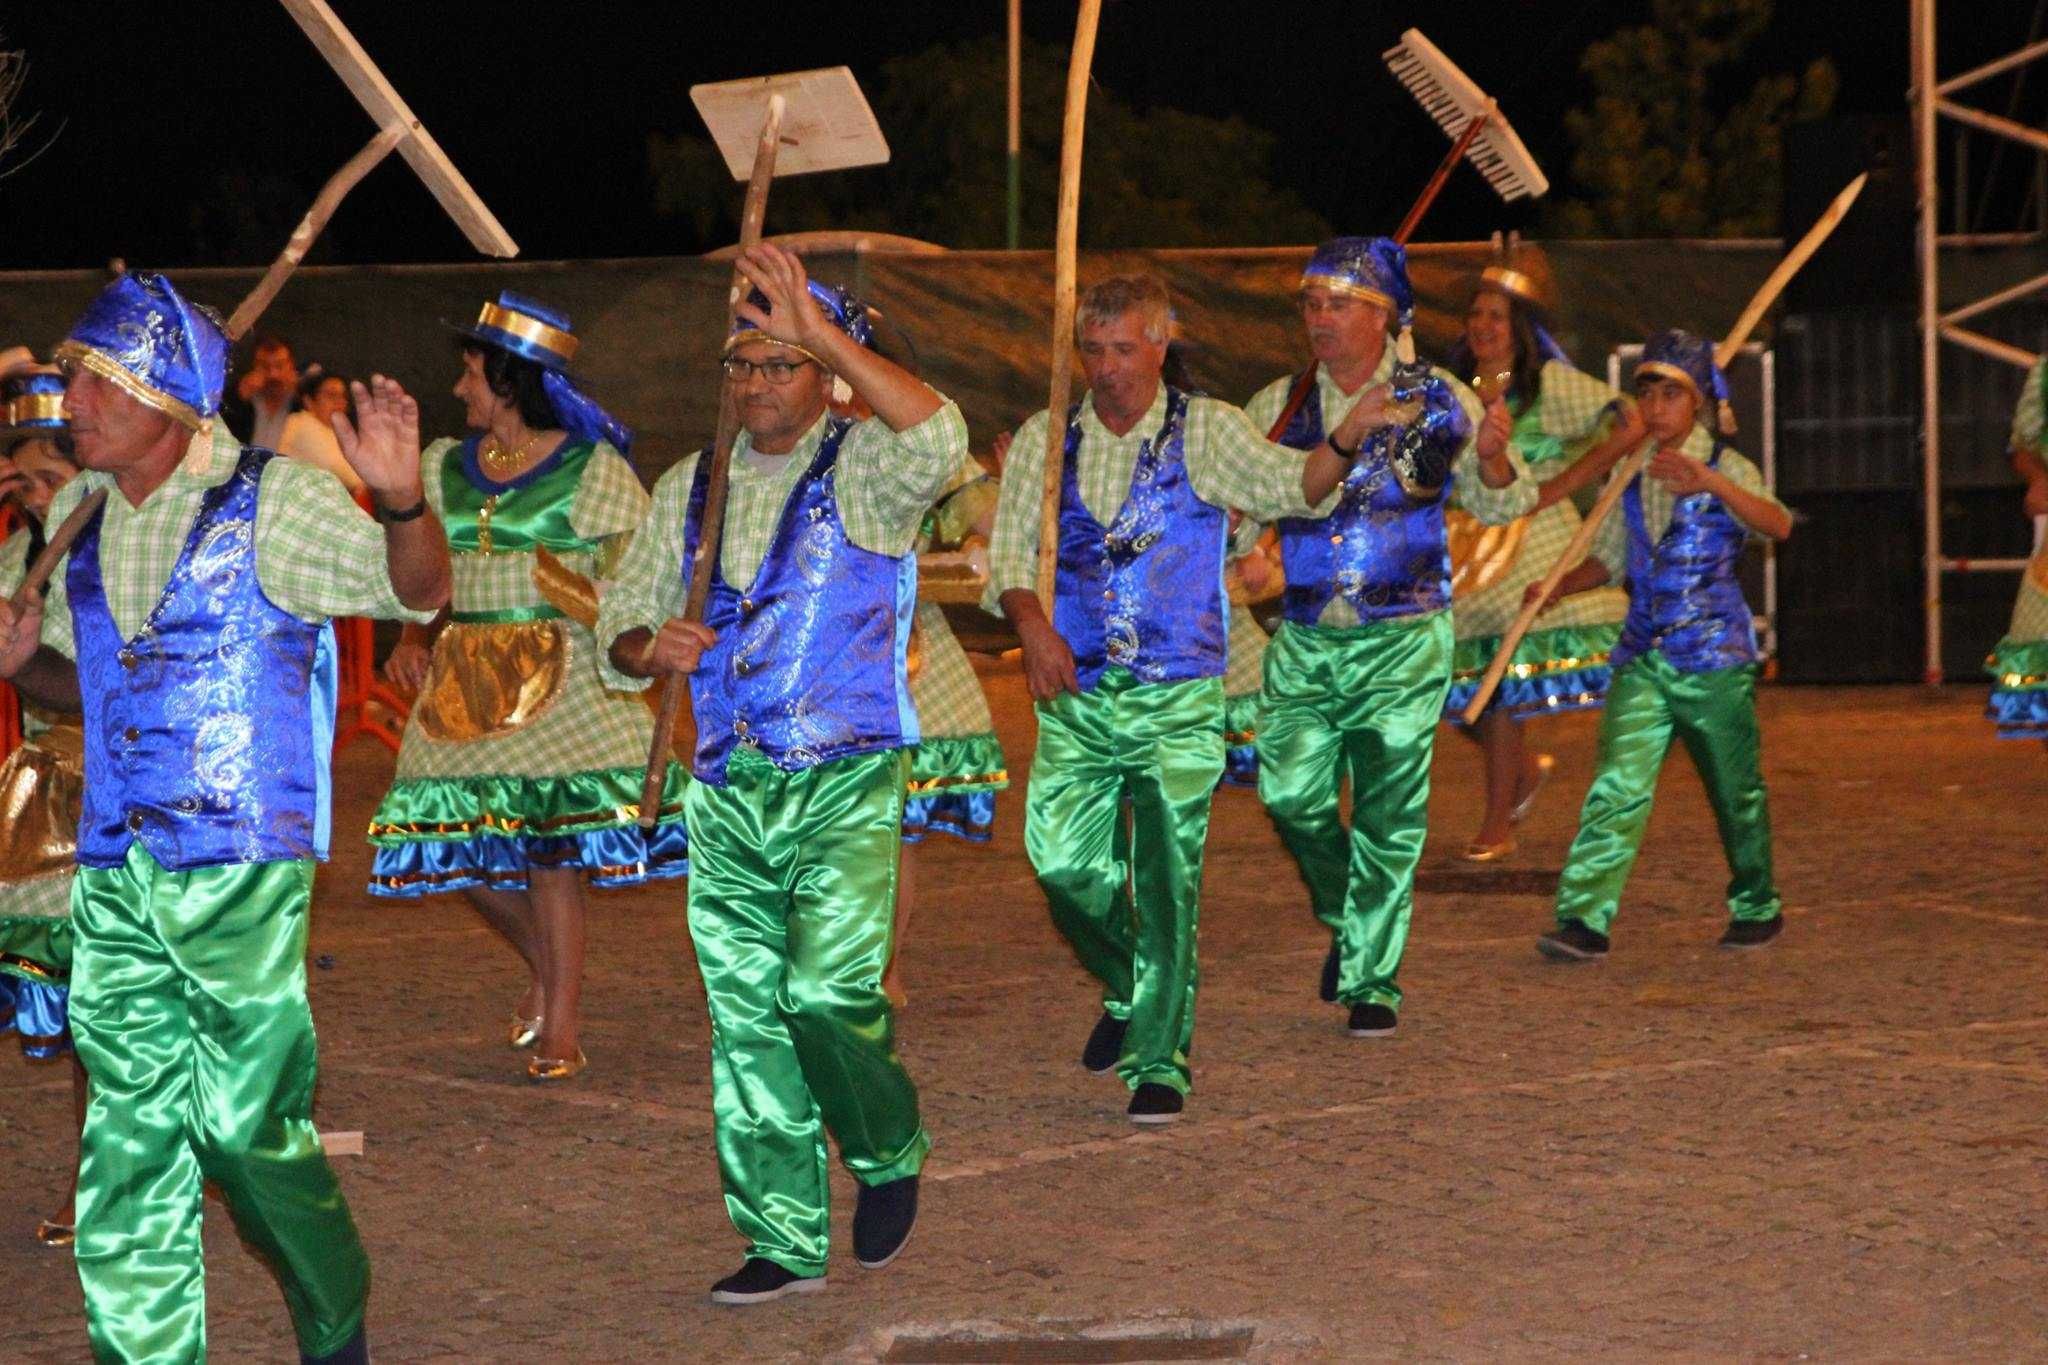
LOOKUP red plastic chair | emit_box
[331,490,411,757]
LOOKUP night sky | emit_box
[0,3,2023,270]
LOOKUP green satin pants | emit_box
[1256,615,1452,1011]
[685,745,929,1278]
[1554,652,1780,934]
[68,842,368,1363]
[1025,669,1222,1095]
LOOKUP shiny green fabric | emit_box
[1554,651,1779,935]
[685,745,928,1278]
[69,843,368,1362]
[368,761,689,844]
[1026,668,1223,1094]
[1256,614,1452,1011]
[447,603,567,624]
[438,440,604,555]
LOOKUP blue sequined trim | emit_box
[369,821,688,897]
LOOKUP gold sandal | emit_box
[527,1049,587,1082]
[35,1218,74,1248]
[1461,837,1516,863]
[507,1013,543,1050]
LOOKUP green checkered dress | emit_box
[1987,359,2048,737]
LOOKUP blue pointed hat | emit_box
[1300,236,1417,363]
[1636,328,1736,434]
[726,279,875,356]
[453,290,634,454]
[1,367,68,438]
[54,272,229,431]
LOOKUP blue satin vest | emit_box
[1052,388,1228,691]
[1273,370,1471,626]
[683,419,919,785]
[1611,442,1760,674]
[71,447,337,870]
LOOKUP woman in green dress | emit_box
[371,293,687,1079]
[1986,357,2048,745]
[1442,247,1644,860]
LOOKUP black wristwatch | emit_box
[375,494,429,524]
[1327,433,1361,460]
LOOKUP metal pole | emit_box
[1006,0,1023,248]
[1914,0,1944,684]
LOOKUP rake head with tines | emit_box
[1383,28,1547,241]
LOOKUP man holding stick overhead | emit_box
[1243,237,1535,1038]
[597,242,965,1305]
[988,273,1372,1125]
[0,272,450,1364]
[1534,330,1791,962]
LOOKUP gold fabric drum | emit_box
[0,721,85,884]
[1445,507,1529,600]
[412,619,572,744]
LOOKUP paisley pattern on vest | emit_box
[683,420,918,785]
[1273,373,1468,626]
[1052,388,1227,691]
[70,447,337,869]
[1612,441,1760,674]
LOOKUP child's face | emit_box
[1634,376,1699,445]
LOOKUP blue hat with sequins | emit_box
[725,279,875,357]
[1636,328,1736,434]
[453,290,634,453]
[54,272,229,431]
[0,367,67,438]
[1300,236,1417,363]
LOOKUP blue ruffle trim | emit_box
[1221,742,1260,788]
[1445,661,1614,725]
[0,976,70,1060]
[1986,685,2048,740]
[369,821,689,898]
[902,789,996,844]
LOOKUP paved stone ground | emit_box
[5,668,2046,1361]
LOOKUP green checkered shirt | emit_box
[1589,424,1784,582]
[38,422,432,658]
[2013,359,2045,455]
[1533,361,1630,449]
[595,400,969,691]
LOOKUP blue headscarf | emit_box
[1636,328,1736,434]
[456,290,633,455]
[1300,236,1417,364]
[54,272,229,431]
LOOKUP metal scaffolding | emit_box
[1914,0,2048,683]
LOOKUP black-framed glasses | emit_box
[720,356,813,385]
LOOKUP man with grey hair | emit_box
[986,272,1385,1124]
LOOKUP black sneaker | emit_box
[853,1175,918,1269]
[1127,1082,1184,1125]
[1080,1011,1128,1074]
[301,1329,369,1365]
[1537,920,1610,962]
[709,1257,826,1305]
[1318,943,1341,1003]
[1346,1003,1397,1037]
[1718,916,1783,950]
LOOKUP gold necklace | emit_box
[480,430,542,478]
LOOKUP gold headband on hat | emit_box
[477,300,580,365]
[52,341,207,431]
[1480,265,1539,305]
[9,392,64,425]
[1633,359,1703,400]
[1297,275,1395,312]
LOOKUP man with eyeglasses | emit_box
[597,242,966,1305]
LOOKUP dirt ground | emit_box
[4,666,2046,1362]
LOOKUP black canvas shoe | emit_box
[1127,1082,1184,1125]
[1080,1011,1128,1073]
[1718,916,1783,950]
[853,1175,919,1269]
[709,1258,826,1305]
[1346,1003,1397,1037]
[301,1329,369,1365]
[1536,920,1610,962]
[1318,943,1341,1003]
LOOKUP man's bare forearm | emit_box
[382,509,452,612]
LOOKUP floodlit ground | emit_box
[5,666,2046,1362]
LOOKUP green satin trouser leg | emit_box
[1554,653,1780,936]
[1256,616,1452,1011]
[68,843,368,1364]
[1026,670,1223,1095]
[685,746,929,1278]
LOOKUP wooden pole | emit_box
[1034,0,1104,610]
[1393,103,1492,245]
[227,125,407,340]
[1457,172,1871,726]
[1006,0,1023,250]
[11,488,108,610]
[638,94,786,830]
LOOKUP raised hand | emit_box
[1476,399,1512,461]
[731,242,829,351]
[333,375,425,506]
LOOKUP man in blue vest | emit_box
[0,271,450,1364]
[598,243,967,1305]
[986,273,1374,1126]
[1530,328,1792,961]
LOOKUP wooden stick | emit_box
[1457,172,1871,726]
[1393,103,1492,245]
[1034,0,1105,609]
[638,94,786,831]
[227,125,407,340]
[11,488,108,610]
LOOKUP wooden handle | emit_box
[1394,103,1491,246]
[227,125,407,340]
[11,488,109,611]
[1033,0,1104,610]
[639,95,786,830]
[1715,172,1867,368]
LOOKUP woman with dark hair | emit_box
[368,292,688,1079]
[1441,245,1645,860]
